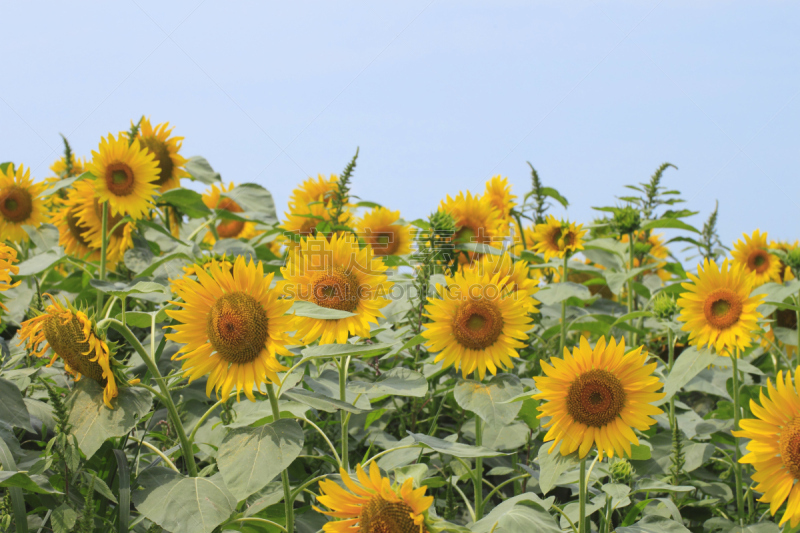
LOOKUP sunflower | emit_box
[468,252,540,312]
[620,231,671,281]
[18,295,118,408]
[88,133,160,220]
[531,215,586,262]
[423,266,533,379]
[677,259,764,355]
[771,240,799,282]
[356,207,413,256]
[202,182,259,243]
[0,164,47,243]
[734,369,800,527]
[732,230,781,287]
[280,233,392,345]
[290,174,339,206]
[136,117,189,192]
[72,180,135,266]
[282,200,329,241]
[762,308,798,359]
[534,336,664,458]
[50,184,101,264]
[0,243,19,320]
[166,256,296,401]
[484,175,517,222]
[315,462,433,533]
[439,191,506,264]
[49,153,87,180]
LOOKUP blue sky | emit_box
[2,1,798,255]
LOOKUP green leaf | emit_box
[407,432,505,458]
[90,280,170,302]
[536,282,591,305]
[158,188,212,218]
[517,399,540,430]
[348,367,427,398]
[453,374,523,425]
[641,218,699,234]
[282,388,366,413]
[0,378,32,432]
[132,468,237,533]
[630,443,652,460]
[41,173,88,197]
[67,380,153,458]
[632,480,695,494]
[0,471,60,494]
[51,503,78,533]
[223,183,278,224]
[138,218,188,245]
[290,300,356,319]
[584,238,630,258]
[217,419,304,500]
[300,343,394,358]
[185,156,221,184]
[541,186,569,208]
[603,266,652,295]
[119,309,169,328]
[135,252,194,278]
[15,248,65,276]
[660,346,718,404]
[113,450,130,532]
[537,441,579,494]
[472,493,559,533]
[616,516,691,532]
[0,438,27,533]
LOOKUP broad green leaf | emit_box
[642,218,699,234]
[158,188,212,218]
[223,183,278,224]
[630,443,652,461]
[213,238,256,260]
[67,380,153,458]
[517,399,540,430]
[51,503,77,533]
[537,442,579,495]
[454,374,523,424]
[616,516,691,532]
[407,432,505,458]
[348,367,427,398]
[660,347,718,404]
[217,419,304,500]
[118,309,170,328]
[290,300,356,319]
[41,173,89,197]
[136,252,194,278]
[185,156,221,184]
[472,493,559,533]
[0,471,60,494]
[300,343,393,358]
[132,468,236,533]
[582,248,624,270]
[536,282,591,305]
[0,378,32,432]
[604,266,652,295]
[139,218,188,246]
[632,480,695,494]
[90,280,170,302]
[15,248,65,276]
[584,238,630,258]
[282,388,366,413]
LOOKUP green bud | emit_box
[653,293,679,321]
[610,458,635,485]
[429,210,457,238]
[611,206,642,235]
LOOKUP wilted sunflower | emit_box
[531,215,586,262]
[534,336,664,458]
[620,231,671,282]
[167,256,296,401]
[88,133,160,220]
[315,462,434,533]
[72,180,135,265]
[439,191,506,264]
[0,164,47,243]
[732,230,781,287]
[280,233,392,344]
[484,175,517,222]
[0,243,20,321]
[202,182,258,243]
[356,207,412,256]
[468,252,540,312]
[136,117,189,192]
[423,267,533,379]
[18,295,118,408]
[735,369,800,528]
[677,259,763,355]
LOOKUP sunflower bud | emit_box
[611,207,642,235]
[610,458,635,485]
[653,293,679,320]
[429,210,456,238]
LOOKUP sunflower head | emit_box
[315,462,434,533]
[71,180,134,266]
[535,336,664,458]
[620,231,671,281]
[356,207,413,256]
[136,117,189,192]
[18,295,118,408]
[467,253,541,312]
[531,215,586,262]
[439,191,506,265]
[182,253,233,277]
[290,174,339,206]
[677,259,764,355]
[202,182,259,243]
[0,243,20,320]
[0,164,47,243]
[772,240,800,282]
[49,153,87,180]
[610,206,642,235]
[731,230,781,287]
[484,175,517,221]
[88,133,160,220]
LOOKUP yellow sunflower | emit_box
[202,182,259,243]
[88,133,160,220]
[166,256,296,401]
[439,191,506,265]
[467,252,541,312]
[732,230,781,287]
[0,243,20,320]
[0,164,47,243]
[282,200,330,241]
[484,175,517,221]
[735,369,800,527]
[73,180,135,266]
[280,233,392,344]
[423,266,533,379]
[531,215,586,262]
[50,185,101,264]
[356,207,413,256]
[290,174,339,206]
[136,117,189,192]
[771,240,799,282]
[534,336,664,458]
[18,295,118,408]
[315,462,434,533]
[677,259,764,355]
[620,231,671,281]
[50,153,87,180]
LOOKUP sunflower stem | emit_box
[474,415,485,520]
[795,292,800,367]
[667,328,675,427]
[560,253,569,354]
[731,351,744,524]
[339,356,351,471]
[627,232,636,347]
[579,457,587,533]
[96,201,108,312]
[267,383,294,533]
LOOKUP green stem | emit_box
[96,202,108,312]
[627,232,636,346]
[188,399,225,445]
[731,352,744,524]
[267,384,294,533]
[560,253,569,354]
[474,416,484,520]
[339,356,350,471]
[579,457,588,533]
[667,328,675,427]
[795,292,800,367]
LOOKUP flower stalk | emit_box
[267,383,294,533]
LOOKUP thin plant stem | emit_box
[267,384,294,533]
[731,351,744,524]
[552,504,579,533]
[96,202,108,311]
[579,457,588,533]
[560,253,569,354]
[129,438,180,473]
[339,356,351,471]
[667,328,676,426]
[188,399,225,445]
[627,232,636,346]
[474,416,485,520]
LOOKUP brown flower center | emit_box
[359,496,421,533]
[104,163,136,196]
[216,197,246,239]
[747,249,772,274]
[776,308,798,330]
[66,208,92,247]
[207,292,269,364]
[139,137,174,187]
[0,186,33,223]
[567,369,627,428]
[780,418,800,479]
[92,200,127,238]
[365,227,400,256]
[703,288,743,329]
[311,268,359,312]
[452,299,504,350]
[43,314,106,384]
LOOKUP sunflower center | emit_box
[747,249,771,274]
[359,496,421,533]
[703,288,743,330]
[93,200,127,238]
[452,299,504,350]
[42,314,106,384]
[66,208,92,247]
[139,137,174,186]
[779,418,800,479]
[206,292,269,364]
[0,186,33,223]
[216,197,246,239]
[104,163,136,196]
[311,267,359,312]
[566,369,627,428]
[366,228,399,256]
[776,309,798,330]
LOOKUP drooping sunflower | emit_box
[356,207,413,256]
[677,259,764,355]
[732,230,781,287]
[534,336,664,459]
[439,191,506,264]
[484,175,517,222]
[18,295,118,408]
[88,133,160,220]
[0,243,20,320]
[423,267,533,379]
[202,182,259,243]
[735,369,800,528]
[0,164,47,243]
[468,252,541,312]
[280,233,392,345]
[72,180,135,265]
[166,256,296,401]
[531,215,586,262]
[136,117,189,192]
[620,231,671,281]
[315,462,434,533]
[50,184,101,264]
[771,240,799,282]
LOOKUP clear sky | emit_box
[2,1,798,256]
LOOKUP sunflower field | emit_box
[0,118,799,533]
